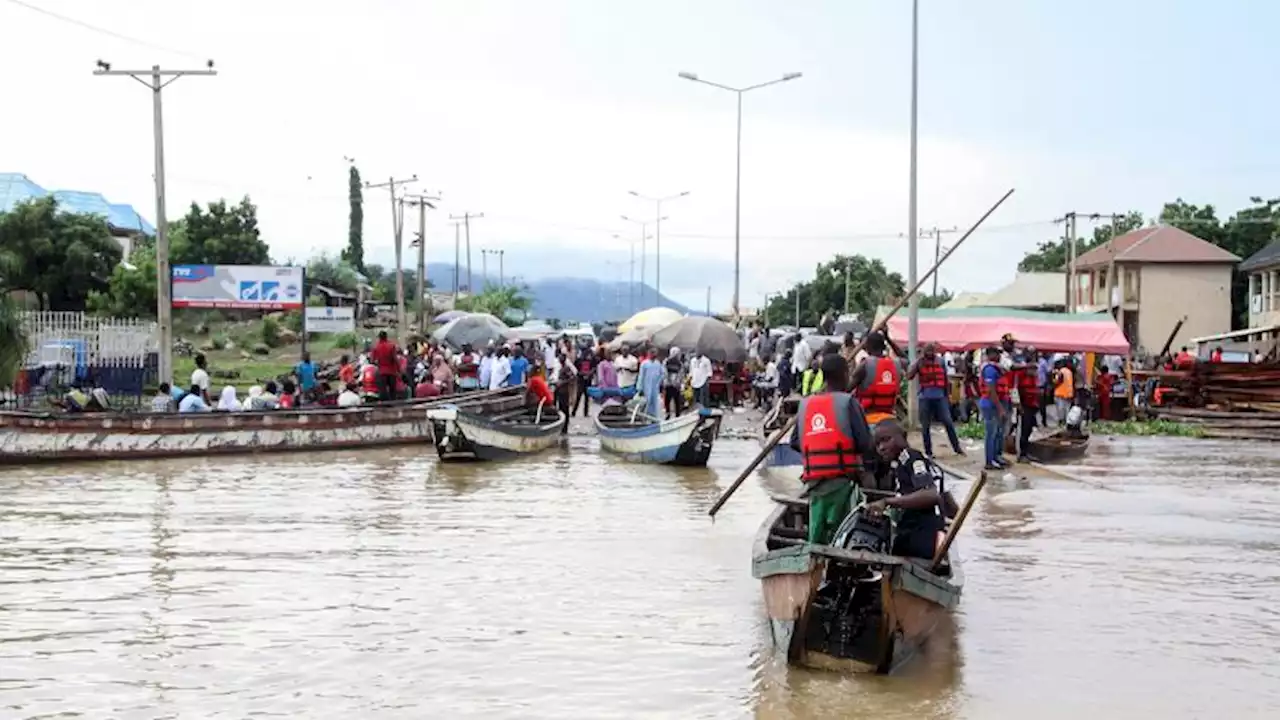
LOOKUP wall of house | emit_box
[1247,267,1280,328]
[1137,264,1233,352]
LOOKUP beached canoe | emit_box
[426,401,565,461]
[0,387,527,465]
[1006,428,1090,462]
[594,405,723,466]
[752,496,963,674]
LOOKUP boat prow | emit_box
[427,399,566,462]
[594,406,723,466]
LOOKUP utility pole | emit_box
[450,221,462,303]
[1056,212,1125,314]
[706,286,711,316]
[365,175,418,344]
[628,191,689,307]
[795,285,802,327]
[450,212,484,294]
[622,216,657,308]
[843,258,852,315]
[920,226,958,298]
[94,60,216,386]
[498,250,505,287]
[404,193,439,335]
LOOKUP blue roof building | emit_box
[0,172,155,235]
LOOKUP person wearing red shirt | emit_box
[526,374,554,408]
[370,331,400,401]
[338,354,356,386]
[1210,346,1224,363]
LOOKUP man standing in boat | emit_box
[866,419,948,560]
[790,354,875,545]
[848,331,906,425]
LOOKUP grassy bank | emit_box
[953,419,1204,439]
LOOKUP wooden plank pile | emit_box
[1141,362,1280,440]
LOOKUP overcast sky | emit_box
[4,0,1279,313]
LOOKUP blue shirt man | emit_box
[508,351,530,385]
[295,354,318,392]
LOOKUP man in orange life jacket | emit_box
[849,331,906,426]
[790,354,875,545]
[906,342,963,458]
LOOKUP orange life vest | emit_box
[858,356,900,414]
[361,365,379,394]
[799,392,862,481]
[917,358,946,391]
[1173,352,1195,369]
[1016,366,1039,408]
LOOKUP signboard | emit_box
[305,305,355,334]
[171,265,304,309]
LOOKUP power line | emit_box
[5,0,207,61]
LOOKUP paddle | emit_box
[707,187,1016,519]
[931,469,987,571]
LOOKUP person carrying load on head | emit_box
[849,330,906,426]
[789,354,875,545]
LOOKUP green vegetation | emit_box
[342,163,364,272]
[0,295,28,387]
[763,254,931,327]
[456,285,532,326]
[1017,198,1279,328]
[953,419,1204,439]
[260,316,282,348]
[0,197,121,310]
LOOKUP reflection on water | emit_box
[1,437,1278,718]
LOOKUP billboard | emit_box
[305,306,355,334]
[171,265,304,309]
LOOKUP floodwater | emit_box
[1,436,1278,719]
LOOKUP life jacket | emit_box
[1017,365,1040,407]
[801,368,824,396]
[917,357,946,391]
[1173,352,1195,369]
[799,392,862,482]
[858,356,899,413]
[361,365,379,395]
[279,393,295,409]
[983,361,1011,402]
[456,353,478,378]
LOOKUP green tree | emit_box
[86,245,158,318]
[171,196,270,266]
[1017,212,1144,273]
[342,164,365,271]
[306,252,361,294]
[0,248,29,386]
[0,197,122,310]
[765,254,905,328]
[919,289,954,309]
[456,285,533,326]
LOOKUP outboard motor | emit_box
[805,505,893,661]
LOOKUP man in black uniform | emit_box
[865,419,947,559]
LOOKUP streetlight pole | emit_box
[678,70,802,322]
[906,0,922,428]
[628,190,689,307]
[622,215,662,308]
[94,60,216,386]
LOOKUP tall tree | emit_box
[171,196,270,266]
[86,245,158,318]
[764,254,905,328]
[456,285,533,326]
[342,164,365,272]
[0,197,122,310]
[1017,211,1144,273]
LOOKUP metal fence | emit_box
[2,312,160,409]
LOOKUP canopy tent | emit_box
[618,307,683,334]
[880,307,1129,354]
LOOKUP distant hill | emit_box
[423,264,693,323]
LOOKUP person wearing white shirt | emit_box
[489,349,512,390]
[690,352,714,407]
[614,348,639,390]
[337,385,363,407]
[791,336,813,380]
[191,353,211,404]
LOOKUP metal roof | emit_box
[1073,225,1239,269]
[1240,240,1280,272]
[977,272,1065,309]
[0,172,155,235]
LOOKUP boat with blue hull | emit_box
[759,397,803,484]
[594,406,723,466]
[426,400,565,462]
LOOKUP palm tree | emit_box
[458,285,533,326]
[0,295,27,388]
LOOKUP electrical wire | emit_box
[3,0,207,61]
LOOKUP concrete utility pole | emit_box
[906,0,921,429]
[622,215,662,307]
[706,286,712,316]
[365,175,418,344]
[1056,212,1125,314]
[628,191,689,306]
[450,221,462,302]
[94,60,216,385]
[404,193,439,334]
[920,226,958,298]
[449,212,484,294]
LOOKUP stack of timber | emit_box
[1154,407,1280,442]
[1137,362,1280,440]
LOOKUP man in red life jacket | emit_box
[906,342,963,458]
[360,362,380,401]
[790,354,875,545]
[1173,346,1196,370]
[455,343,481,391]
[1014,346,1041,462]
[980,346,1011,470]
[370,331,400,401]
[849,331,906,426]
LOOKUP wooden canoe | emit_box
[0,387,526,465]
[594,406,723,466]
[752,498,963,674]
[1007,428,1090,462]
[426,400,565,461]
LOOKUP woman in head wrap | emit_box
[431,354,454,393]
[217,386,242,411]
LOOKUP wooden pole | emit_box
[707,188,1017,518]
[930,470,987,570]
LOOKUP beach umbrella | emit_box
[432,313,513,350]
[433,309,467,324]
[618,306,683,334]
[649,316,748,363]
[607,326,656,351]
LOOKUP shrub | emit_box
[261,316,282,348]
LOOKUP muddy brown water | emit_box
[1,436,1278,718]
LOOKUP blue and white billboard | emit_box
[171,265,304,310]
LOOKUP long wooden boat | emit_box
[752,496,963,674]
[594,406,723,466]
[759,396,802,484]
[1007,428,1090,462]
[0,387,526,465]
[426,401,565,461]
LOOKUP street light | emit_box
[622,214,664,309]
[628,190,689,307]
[678,70,802,323]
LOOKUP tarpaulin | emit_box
[882,308,1129,354]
